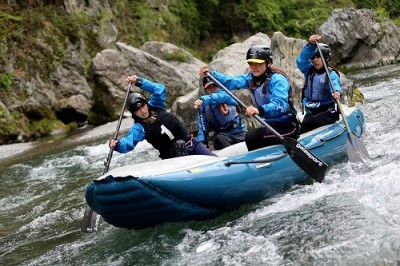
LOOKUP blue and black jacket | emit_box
[115,78,188,159]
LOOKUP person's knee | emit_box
[213,134,230,150]
[317,112,339,125]
[245,130,260,151]
[300,116,317,133]
[170,140,188,157]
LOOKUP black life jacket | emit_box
[136,107,188,159]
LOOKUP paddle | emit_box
[194,100,207,137]
[315,41,370,164]
[80,82,133,233]
[206,73,327,182]
[197,108,206,133]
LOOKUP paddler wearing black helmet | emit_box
[109,75,216,159]
[198,44,300,151]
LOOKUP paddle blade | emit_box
[282,137,328,182]
[81,206,102,233]
[346,133,370,164]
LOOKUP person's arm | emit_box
[209,70,252,91]
[199,65,252,91]
[257,74,291,118]
[138,78,167,109]
[296,43,315,75]
[114,123,146,153]
[329,71,343,96]
[200,91,238,106]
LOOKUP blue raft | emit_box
[85,107,367,229]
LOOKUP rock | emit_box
[90,41,206,123]
[319,8,400,69]
[3,6,400,144]
[56,94,92,124]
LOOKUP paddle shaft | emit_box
[81,82,133,233]
[315,41,370,163]
[103,82,133,173]
[205,74,284,141]
[315,41,351,130]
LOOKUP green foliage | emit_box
[87,111,108,126]
[168,0,201,46]
[0,73,14,93]
[0,112,68,140]
[0,11,22,21]
[0,110,26,136]
[231,0,356,38]
[134,4,166,43]
[111,0,220,57]
[0,104,8,119]
[112,1,166,46]
[350,87,366,106]
[0,119,19,135]
[163,50,190,62]
[355,0,400,17]
[392,17,400,27]
[10,111,20,120]
[239,0,284,32]
[0,6,104,80]
[28,118,68,136]
[376,6,390,18]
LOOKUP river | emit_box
[1,64,399,265]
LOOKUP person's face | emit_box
[205,83,219,94]
[134,103,149,119]
[248,62,267,77]
[311,55,323,70]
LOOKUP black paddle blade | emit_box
[282,137,328,182]
[346,133,370,164]
[81,206,102,233]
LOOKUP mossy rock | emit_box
[350,87,366,107]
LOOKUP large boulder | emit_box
[90,41,206,124]
[319,8,400,69]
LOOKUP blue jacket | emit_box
[197,91,246,143]
[115,78,172,154]
[209,70,294,123]
[296,43,343,109]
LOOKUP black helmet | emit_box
[314,43,331,60]
[202,76,216,89]
[127,92,147,113]
[246,45,273,63]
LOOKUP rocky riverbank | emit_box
[1,6,399,145]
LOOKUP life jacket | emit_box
[204,103,242,133]
[302,67,340,108]
[136,107,188,159]
[252,70,298,123]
